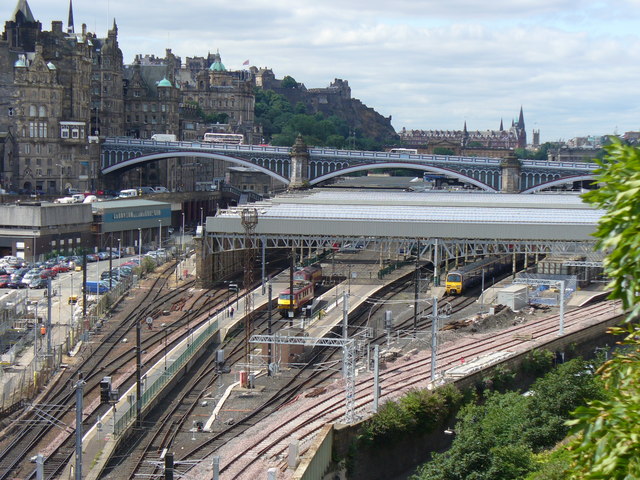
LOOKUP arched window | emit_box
[29,105,37,116]
[39,106,46,117]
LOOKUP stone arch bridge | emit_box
[101,137,599,193]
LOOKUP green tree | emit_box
[412,359,603,480]
[564,139,640,479]
[281,75,298,88]
[433,147,455,155]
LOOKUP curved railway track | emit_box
[183,300,621,479]
[0,259,219,479]
[118,274,479,479]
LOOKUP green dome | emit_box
[209,60,226,72]
[157,77,172,87]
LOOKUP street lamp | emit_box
[117,238,121,262]
[181,212,185,257]
[158,219,162,250]
[138,228,142,266]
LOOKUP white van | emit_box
[118,189,138,198]
[153,186,169,193]
[151,134,177,142]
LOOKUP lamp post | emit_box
[181,212,185,256]
[117,238,121,263]
[138,228,142,265]
[158,219,162,250]
[200,207,204,227]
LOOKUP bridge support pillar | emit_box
[500,152,521,193]
[289,134,310,189]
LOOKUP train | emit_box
[278,265,323,317]
[293,264,323,285]
[445,255,511,295]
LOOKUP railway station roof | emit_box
[207,190,603,242]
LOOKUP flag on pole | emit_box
[243,59,250,65]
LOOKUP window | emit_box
[36,158,41,166]
[29,105,36,116]
[24,144,31,154]
[60,239,65,245]
[39,106,46,117]
[47,168,52,176]
[35,144,41,154]
[8,107,14,116]
[134,90,140,97]
[72,128,79,139]
[61,125,69,138]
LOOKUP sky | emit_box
[4,0,640,143]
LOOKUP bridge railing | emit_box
[104,137,291,154]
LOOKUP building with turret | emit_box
[399,107,530,156]
[0,0,121,193]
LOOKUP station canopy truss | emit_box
[204,190,603,258]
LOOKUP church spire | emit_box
[12,0,36,23]
[518,106,525,129]
[67,0,74,33]
[499,118,504,131]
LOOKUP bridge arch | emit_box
[309,162,498,191]
[101,151,290,185]
[521,175,596,194]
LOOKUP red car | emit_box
[0,275,11,287]
[41,268,57,279]
[52,264,70,274]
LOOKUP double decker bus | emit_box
[202,133,244,145]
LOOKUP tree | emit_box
[433,147,455,156]
[564,139,640,479]
[281,75,298,89]
[412,359,603,480]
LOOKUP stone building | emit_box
[399,108,530,154]
[0,0,123,194]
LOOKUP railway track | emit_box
[0,259,217,479]
[199,300,621,479]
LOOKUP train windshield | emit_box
[447,273,462,283]
[279,293,292,301]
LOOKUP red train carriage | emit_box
[278,281,315,317]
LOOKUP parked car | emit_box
[29,277,48,289]
[52,264,70,274]
[7,280,27,289]
[0,275,11,287]
[41,268,57,279]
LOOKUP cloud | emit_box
[4,0,640,140]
